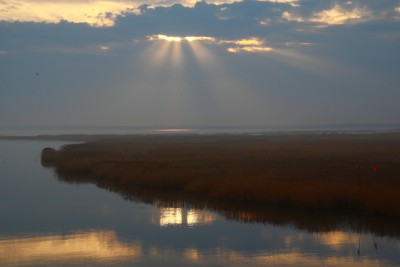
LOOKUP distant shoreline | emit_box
[2,130,400,141]
[1,123,400,140]
[41,133,400,218]
[0,134,114,142]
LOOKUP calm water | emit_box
[1,140,400,266]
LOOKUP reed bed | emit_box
[41,134,400,217]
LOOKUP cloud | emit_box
[282,3,373,26]
[227,46,272,53]
[1,0,399,55]
[0,0,140,27]
[147,34,272,54]
[223,38,273,53]
[148,34,216,42]
[1,0,399,31]
[396,6,400,19]
[0,0,290,26]
[311,4,371,25]
[0,21,111,53]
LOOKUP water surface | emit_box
[1,140,399,266]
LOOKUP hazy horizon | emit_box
[1,123,400,137]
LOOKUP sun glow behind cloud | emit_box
[0,0,290,26]
[146,34,217,68]
[0,0,139,27]
[395,6,400,20]
[282,3,372,26]
[148,35,272,54]
[0,0,380,31]
[149,35,216,43]
[227,46,272,53]
[311,4,371,25]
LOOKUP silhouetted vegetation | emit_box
[42,134,400,218]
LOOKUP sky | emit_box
[0,0,399,128]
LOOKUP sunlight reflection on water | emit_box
[159,208,215,227]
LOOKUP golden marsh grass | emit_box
[41,134,400,217]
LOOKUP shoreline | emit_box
[2,129,400,141]
[41,133,400,218]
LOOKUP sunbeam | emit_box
[185,37,271,125]
[139,40,172,70]
[269,48,359,79]
[171,41,183,68]
[187,40,217,66]
[139,34,311,125]
[153,41,173,68]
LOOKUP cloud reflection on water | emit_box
[0,230,141,265]
[0,228,395,266]
[316,231,360,249]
